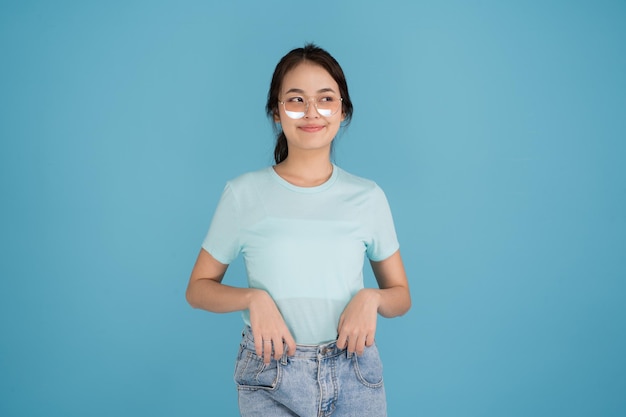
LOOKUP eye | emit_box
[319,95,337,103]
[287,96,305,103]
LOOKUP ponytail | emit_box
[273,131,288,164]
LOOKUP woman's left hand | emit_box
[336,288,381,355]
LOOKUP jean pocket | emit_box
[234,347,281,391]
[352,344,384,388]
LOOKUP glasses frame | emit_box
[278,95,343,119]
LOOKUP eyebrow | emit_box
[284,87,337,95]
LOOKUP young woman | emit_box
[186,44,410,416]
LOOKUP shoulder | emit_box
[226,166,273,190]
[335,165,384,196]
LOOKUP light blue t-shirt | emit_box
[202,164,399,344]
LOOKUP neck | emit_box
[274,151,334,187]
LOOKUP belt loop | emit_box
[346,350,353,359]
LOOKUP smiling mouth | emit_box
[299,125,325,133]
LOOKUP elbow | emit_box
[379,295,411,318]
[400,296,412,316]
[392,290,412,318]
[377,286,411,318]
[391,299,411,318]
[185,285,200,309]
[400,290,412,316]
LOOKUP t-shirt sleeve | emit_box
[365,185,400,262]
[201,183,241,264]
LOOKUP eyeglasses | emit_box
[279,94,343,119]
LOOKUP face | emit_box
[274,62,345,157]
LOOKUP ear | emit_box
[273,109,281,123]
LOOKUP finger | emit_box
[346,334,358,354]
[336,332,348,350]
[273,338,284,360]
[365,334,375,347]
[336,319,347,349]
[262,340,272,364]
[355,336,366,356]
[283,334,297,357]
[253,331,263,357]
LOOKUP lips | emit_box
[299,124,325,133]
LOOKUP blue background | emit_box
[1,1,624,416]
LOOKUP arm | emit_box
[337,250,411,354]
[186,248,251,312]
[186,249,296,363]
[369,249,411,318]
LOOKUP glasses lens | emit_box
[283,97,306,119]
[282,95,342,119]
[316,95,341,116]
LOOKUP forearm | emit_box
[370,286,411,318]
[186,278,258,313]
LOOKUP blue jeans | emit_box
[235,326,387,416]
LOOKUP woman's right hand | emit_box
[186,249,296,364]
[248,289,296,364]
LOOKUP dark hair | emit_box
[266,43,354,164]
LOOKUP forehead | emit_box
[281,62,339,93]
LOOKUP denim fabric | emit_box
[235,327,387,417]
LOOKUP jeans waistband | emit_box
[241,326,349,359]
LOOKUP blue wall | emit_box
[1,1,624,416]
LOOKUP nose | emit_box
[304,98,320,118]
